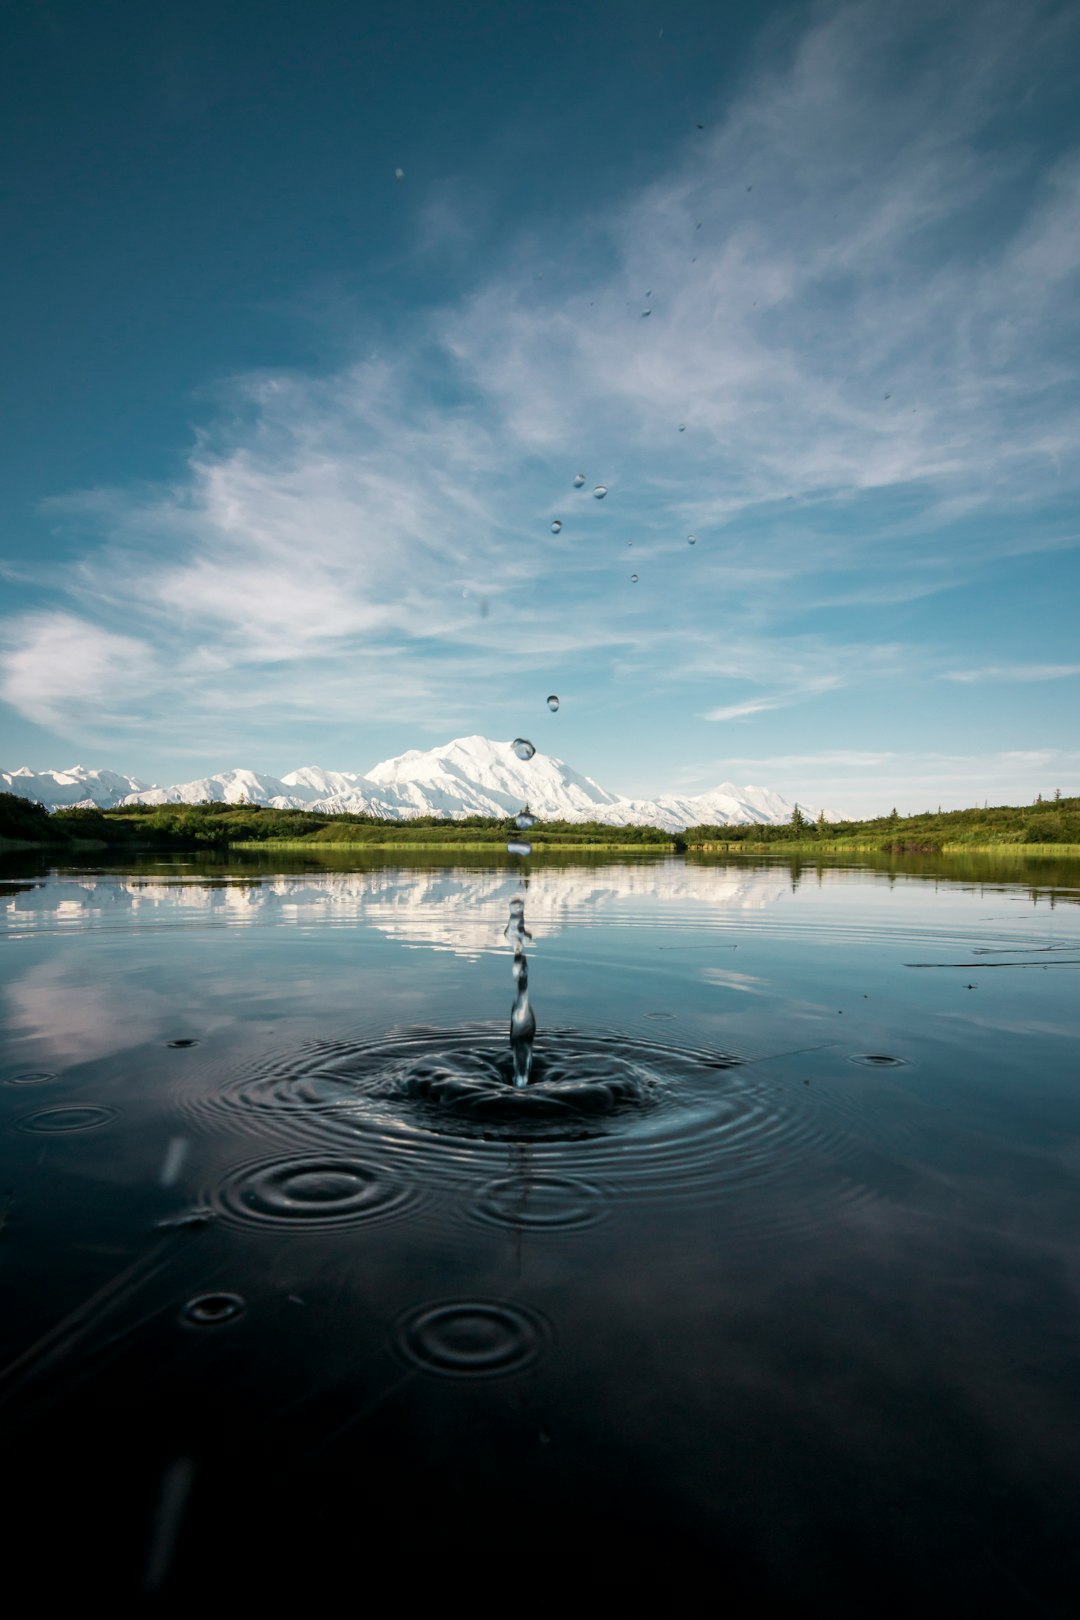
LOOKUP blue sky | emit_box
[1,0,1078,815]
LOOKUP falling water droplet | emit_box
[573,473,586,487]
[511,738,536,761]
[641,308,652,317]
[394,168,405,181]
[547,694,559,712]
[678,424,685,431]
[630,573,639,583]
[688,534,697,545]
[550,519,562,534]
[506,840,533,857]
[515,811,536,830]
[593,485,607,500]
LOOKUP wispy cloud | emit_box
[943,663,1080,684]
[703,675,845,723]
[0,612,157,732]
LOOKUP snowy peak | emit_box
[2,738,811,829]
[0,765,149,808]
[365,735,620,820]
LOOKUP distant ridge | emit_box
[1,736,813,832]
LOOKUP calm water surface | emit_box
[2,850,1079,1607]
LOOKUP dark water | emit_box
[2,849,1079,1608]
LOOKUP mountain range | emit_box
[1,735,810,832]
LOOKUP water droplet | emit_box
[550,519,562,534]
[688,534,696,545]
[678,424,685,431]
[181,1293,246,1327]
[394,168,405,181]
[593,485,607,500]
[511,738,535,761]
[506,840,533,857]
[884,392,891,400]
[641,308,652,317]
[546,694,559,712]
[515,812,536,830]
[630,573,638,583]
[573,473,586,487]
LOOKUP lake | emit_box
[2,848,1078,1608]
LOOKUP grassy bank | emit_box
[3,789,1079,858]
[685,794,1080,853]
[230,838,675,852]
[692,840,1080,857]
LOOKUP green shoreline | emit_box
[229,838,678,852]
[4,834,1079,858]
[3,788,1079,858]
[687,840,1080,857]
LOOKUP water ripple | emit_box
[186,1025,869,1240]
[180,1292,246,1327]
[214,1153,421,1232]
[392,1298,552,1378]
[17,1104,117,1134]
[468,1171,611,1233]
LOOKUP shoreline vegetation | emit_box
[1,790,1079,857]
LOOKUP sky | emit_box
[1,0,1078,816]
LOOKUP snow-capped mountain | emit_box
[2,737,813,830]
[0,765,149,808]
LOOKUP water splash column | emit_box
[505,896,536,1088]
[505,735,541,1088]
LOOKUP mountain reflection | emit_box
[2,861,793,956]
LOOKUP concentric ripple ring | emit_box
[215,1153,419,1231]
[393,1298,552,1378]
[18,1104,118,1133]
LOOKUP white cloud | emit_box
[943,664,1080,684]
[0,612,157,731]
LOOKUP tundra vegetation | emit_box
[1,791,1079,852]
